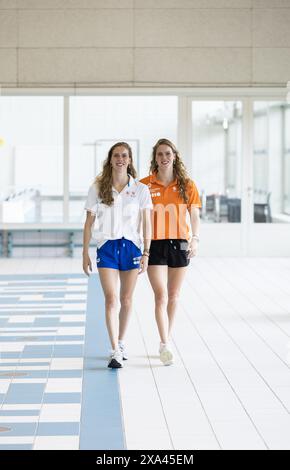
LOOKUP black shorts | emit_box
[148,239,190,268]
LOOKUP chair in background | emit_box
[254,192,272,223]
[205,194,215,221]
[219,195,229,221]
[227,198,241,223]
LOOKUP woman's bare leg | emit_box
[118,269,139,341]
[167,267,187,338]
[147,265,168,344]
[98,268,119,350]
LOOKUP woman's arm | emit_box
[82,211,96,276]
[143,208,152,252]
[187,206,200,258]
[139,208,152,274]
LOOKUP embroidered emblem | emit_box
[127,190,136,197]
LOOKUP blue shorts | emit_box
[96,238,142,271]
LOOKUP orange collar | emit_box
[150,172,177,187]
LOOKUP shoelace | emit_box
[114,349,122,360]
[110,350,121,359]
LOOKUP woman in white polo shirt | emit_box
[83,142,152,369]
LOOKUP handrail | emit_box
[0,224,84,230]
[0,227,90,258]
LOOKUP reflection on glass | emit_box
[253,101,290,223]
[192,101,242,223]
[0,97,63,223]
[69,96,177,223]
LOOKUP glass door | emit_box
[247,99,290,256]
[189,97,290,256]
[69,95,178,223]
[190,99,244,256]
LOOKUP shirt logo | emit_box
[151,192,161,197]
[126,190,136,198]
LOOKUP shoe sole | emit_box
[108,358,123,368]
[160,350,173,366]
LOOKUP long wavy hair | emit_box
[94,142,137,206]
[150,138,190,204]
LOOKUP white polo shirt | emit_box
[84,175,153,249]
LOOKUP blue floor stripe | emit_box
[43,392,81,404]
[79,273,125,450]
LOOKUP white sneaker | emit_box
[159,342,173,366]
[118,341,128,360]
[108,349,123,368]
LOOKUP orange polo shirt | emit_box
[140,173,202,241]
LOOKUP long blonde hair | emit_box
[150,138,190,204]
[94,142,137,206]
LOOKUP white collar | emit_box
[127,174,137,188]
[112,175,136,194]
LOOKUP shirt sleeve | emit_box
[84,184,98,214]
[139,184,153,210]
[187,180,202,210]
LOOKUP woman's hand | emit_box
[187,239,199,259]
[82,252,92,276]
[138,255,149,275]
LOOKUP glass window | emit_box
[253,101,290,223]
[284,105,290,216]
[69,96,177,223]
[192,101,243,223]
[0,97,63,223]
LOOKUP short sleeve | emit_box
[84,184,98,214]
[187,180,202,209]
[139,184,153,210]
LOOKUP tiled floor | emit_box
[0,272,86,450]
[0,257,290,450]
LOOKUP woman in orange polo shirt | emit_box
[140,138,201,366]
